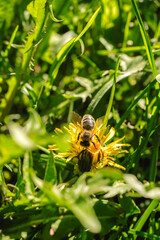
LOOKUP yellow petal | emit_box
[54,128,63,134]
[102,127,115,144]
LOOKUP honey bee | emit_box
[70,111,100,148]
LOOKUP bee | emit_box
[70,111,100,148]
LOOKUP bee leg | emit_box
[77,133,80,143]
[94,134,101,144]
[91,134,101,149]
[91,141,97,149]
[97,150,102,163]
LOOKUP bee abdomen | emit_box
[78,150,92,172]
[82,114,95,130]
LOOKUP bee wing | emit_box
[96,116,105,126]
[96,115,110,137]
[70,111,82,124]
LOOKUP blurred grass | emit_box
[0,0,160,239]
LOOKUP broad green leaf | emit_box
[51,126,70,153]
[50,217,80,240]
[118,195,140,217]
[6,110,53,155]
[25,108,46,134]
[0,134,24,166]
[8,122,36,150]
[124,174,160,199]
[22,0,48,70]
[33,174,101,233]
[63,90,91,103]
[69,198,101,233]
[96,168,124,181]
[94,200,120,236]
[103,181,130,198]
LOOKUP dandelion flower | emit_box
[49,115,130,173]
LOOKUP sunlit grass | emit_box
[0,0,159,239]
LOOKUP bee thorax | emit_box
[81,131,92,141]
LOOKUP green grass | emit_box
[0,0,160,239]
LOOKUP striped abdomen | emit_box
[81,114,95,130]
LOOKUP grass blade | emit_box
[131,199,159,240]
[102,56,120,128]
[122,12,132,48]
[44,152,57,185]
[115,79,156,130]
[97,44,160,55]
[74,7,101,42]
[3,25,19,58]
[131,0,159,184]
[23,151,35,196]
[129,229,160,239]
[126,98,160,173]
[86,70,138,114]
[131,0,157,78]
